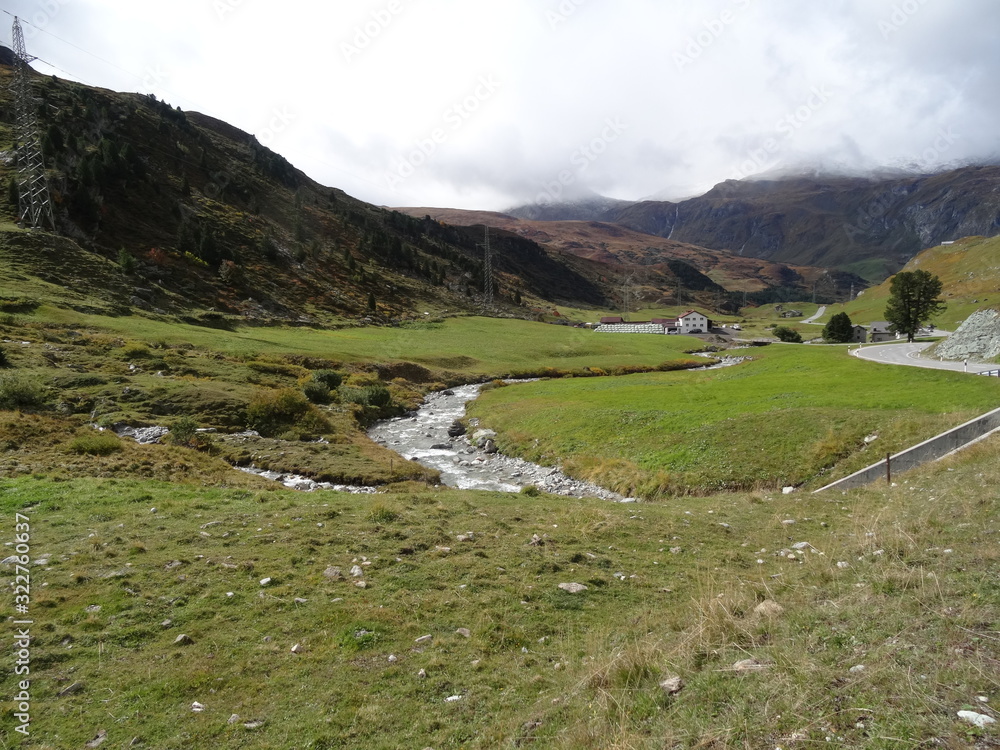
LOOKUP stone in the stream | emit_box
[482,439,498,454]
[447,421,466,437]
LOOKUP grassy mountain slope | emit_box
[397,207,861,297]
[0,63,623,323]
[822,235,1000,332]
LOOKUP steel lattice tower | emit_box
[10,16,54,230]
[481,226,494,309]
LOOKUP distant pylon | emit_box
[481,226,494,309]
[10,16,54,230]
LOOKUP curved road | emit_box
[802,305,827,324]
[853,341,997,374]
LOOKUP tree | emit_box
[822,312,854,343]
[884,270,945,342]
[773,325,802,343]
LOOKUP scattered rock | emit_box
[752,600,785,619]
[160,619,173,628]
[323,566,343,580]
[455,628,471,638]
[243,720,265,729]
[558,582,588,594]
[659,676,684,694]
[388,654,398,663]
[354,581,368,589]
[782,486,796,494]
[849,664,866,673]
[417,669,427,678]
[86,604,102,613]
[290,643,303,654]
[58,681,84,697]
[482,438,498,454]
[445,694,463,702]
[732,658,770,672]
[529,534,544,546]
[174,634,194,646]
[350,565,364,578]
[456,532,474,542]
[85,729,108,748]
[259,577,272,586]
[191,701,205,712]
[781,519,796,526]
[957,710,996,728]
[415,634,433,644]
[228,714,240,725]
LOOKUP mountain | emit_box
[397,207,863,300]
[0,57,618,323]
[508,167,1000,282]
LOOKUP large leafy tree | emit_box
[884,270,945,342]
[823,312,854,343]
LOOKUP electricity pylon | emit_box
[10,16,54,230]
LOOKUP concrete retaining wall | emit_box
[814,405,1000,493]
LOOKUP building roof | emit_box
[599,316,624,324]
[869,321,893,332]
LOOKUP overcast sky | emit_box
[4,0,999,210]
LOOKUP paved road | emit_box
[802,305,827,324]
[853,341,998,374]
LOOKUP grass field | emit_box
[469,343,1000,497]
[1,435,997,749]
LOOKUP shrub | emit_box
[69,432,123,456]
[773,326,803,343]
[302,380,331,405]
[368,503,400,524]
[117,248,137,274]
[169,415,199,445]
[246,388,331,438]
[311,369,343,390]
[246,388,311,436]
[339,385,392,408]
[0,373,45,409]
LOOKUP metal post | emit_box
[885,453,891,485]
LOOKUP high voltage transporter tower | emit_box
[10,16,54,230]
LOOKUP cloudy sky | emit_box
[4,0,999,210]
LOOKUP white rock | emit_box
[782,487,796,494]
[456,628,471,638]
[388,654,398,663]
[659,676,684,694]
[849,664,866,673]
[558,582,588,594]
[191,701,205,712]
[259,577,272,586]
[415,634,433,644]
[350,565,364,578]
[417,669,427,678]
[445,694,463,702]
[290,643,303,654]
[957,710,995,728]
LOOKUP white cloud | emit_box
[5,0,998,209]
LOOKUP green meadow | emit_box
[469,343,1000,497]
